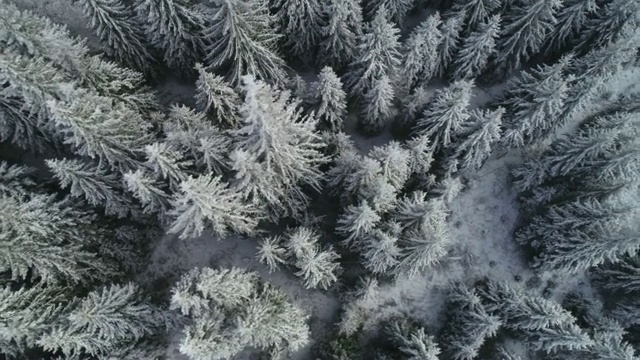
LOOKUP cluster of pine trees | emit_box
[0,0,638,358]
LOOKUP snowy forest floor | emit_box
[14,1,640,359]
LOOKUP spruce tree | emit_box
[561,32,638,124]
[0,193,113,284]
[392,192,443,231]
[387,319,441,360]
[400,13,443,91]
[167,173,259,239]
[575,0,640,52]
[310,66,347,131]
[498,57,571,148]
[123,169,172,218]
[344,6,401,97]
[0,285,67,356]
[336,201,381,248]
[405,134,435,177]
[451,15,501,81]
[433,13,464,78]
[47,89,152,172]
[257,236,288,272]
[0,50,70,132]
[361,229,401,274]
[285,227,341,290]
[494,0,562,74]
[75,0,154,73]
[441,283,502,360]
[364,0,415,25]
[478,281,593,354]
[543,0,598,54]
[46,158,133,218]
[273,0,324,63]
[162,104,231,174]
[318,0,363,67]
[370,141,412,190]
[360,74,396,134]
[143,142,190,191]
[413,80,474,151]
[170,267,310,359]
[591,256,640,294]
[453,107,504,170]
[452,0,502,31]
[396,202,450,277]
[194,63,241,127]
[203,0,287,86]
[0,161,35,197]
[134,0,206,71]
[228,75,327,220]
[39,283,164,358]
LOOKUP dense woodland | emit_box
[0,0,639,359]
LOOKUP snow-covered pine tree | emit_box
[0,51,70,150]
[46,158,133,218]
[336,201,381,248]
[591,256,640,294]
[344,6,401,98]
[310,66,347,131]
[478,281,593,353]
[498,56,572,148]
[392,192,443,231]
[400,13,443,92]
[535,221,639,273]
[561,31,638,124]
[0,285,68,356]
[228,75,327,220]
[413,80,474,151]
[0,1,158,115]
[493,0,562,74]
[364,0,415,25]
[162,104,231,174]
[285,227,341,290]
[170,267,310,360]
[47,89,152,172]
[433,12,464,78]
[451,15,501,81]
[134,0,206,71]
[396,201,450,277]
[0,161,35,196]
[515,196,635,248]
[194,63,241,127]
[167,173,258,239]
[257,236,288,272]
[387,319,441,360]
[0,193,113,284]
[143,142,190,191]
[123,169,171,219]
[360,74,396,134]
[451,0,502,31]
[318,0,363,68]
[543,0,598,55]
[361,229,401,274]
[38,283,165,358]
[405,133,435,178]
[273,0,324,63]
[369,141,412,190]
[203,0,287,86]
[441,283,502,360]
[75,0,154,74]
[575,0,640,53]
[453,107,504,170]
